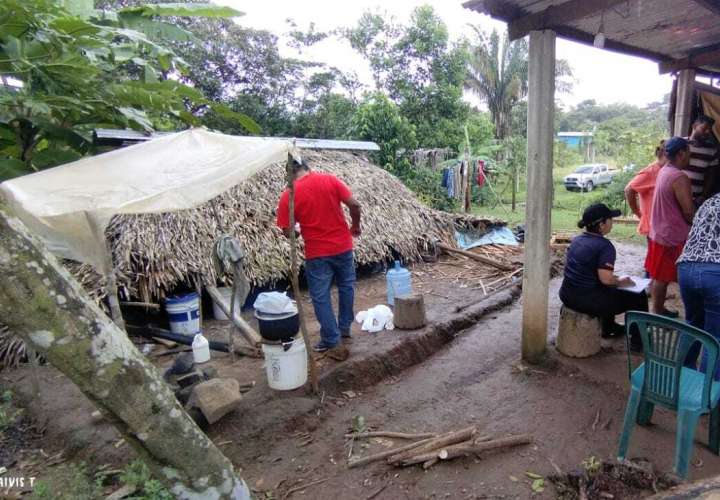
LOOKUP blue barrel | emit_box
[386,261,412,306]
[165,292,201,336]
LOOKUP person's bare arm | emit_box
[673,174,696,224]
[343,196,362,236]
[598,269,634,287]
[624,184,641,219]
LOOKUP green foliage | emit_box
[403,165,457,212]
[350,93,417,172]
[0,0,256,180]
[554,141,585,171]
[120,460,173,500]
[0,389,20,430]
[31,462,100,500]
[345,6,470,151]
[590,170,636,214]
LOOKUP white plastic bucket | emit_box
[165,293,200,336]
[261,338,307,390]
[212,286,242,320]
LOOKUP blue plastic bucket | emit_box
[165,293,200,336]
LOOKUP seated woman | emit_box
[559,203,648,349]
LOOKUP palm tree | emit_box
[466,28,528,142]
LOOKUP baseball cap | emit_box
[579,203,621,228]
[664,136,689,156]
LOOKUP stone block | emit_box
[556,305,602,358]
[189,378,241,424]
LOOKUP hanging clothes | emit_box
[441,168,449,188]
[446,166,455,198]
[476,160,486,187]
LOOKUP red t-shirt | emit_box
[276,172,353,259]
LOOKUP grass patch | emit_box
[473,165,644,245]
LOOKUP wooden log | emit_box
[347,436,437,469]
[393,294,426,330]
[387,426,476,464]
[344,431,437,440]
[206,286,262,348]
[400,434,533,466]
[437,243,513,271]
[556,306,602,358]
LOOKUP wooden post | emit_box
[674,69,696,136]
[285,151,320,394]
[89,215,126,331]
[522,30,556,364]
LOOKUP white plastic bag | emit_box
[253,292,297,315]
[355,305,394,333]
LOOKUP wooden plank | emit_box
[206,285,262,348]
[522,30,555,364]
[508,0,628,41]
[674,69,696,136]
[553,26,671,64]
[660,44,720,74]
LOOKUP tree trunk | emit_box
[0,202,250,500]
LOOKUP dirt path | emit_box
[3,241,711,499]
[220,242,720,499]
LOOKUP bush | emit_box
[401,165,458,212]
[590,170,635,214]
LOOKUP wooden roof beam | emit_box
[507,0,629,41]
[554,26,670,64]
[659,44,720,74]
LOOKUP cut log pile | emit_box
[347,426,532,470]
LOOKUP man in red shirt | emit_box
[277,160,362,353]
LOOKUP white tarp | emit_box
[0,128,292,271]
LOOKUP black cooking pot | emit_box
[254,310,299,342]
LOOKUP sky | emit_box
[214,0,673,109]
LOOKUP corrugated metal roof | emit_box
[93,129,380,151]
[464,0,720,76]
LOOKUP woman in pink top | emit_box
[645,137,695,317]
[625,140,666,237]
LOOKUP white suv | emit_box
[563,164,612,192]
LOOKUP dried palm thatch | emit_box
[1,151,502,370]
[68,150,501,303]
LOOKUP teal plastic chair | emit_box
[617,311,720,478]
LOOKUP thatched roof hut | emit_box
[70,150,498,303]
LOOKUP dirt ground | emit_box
[2,241,715,499]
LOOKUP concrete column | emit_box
[522,30,556,364]
[674,69,696,136]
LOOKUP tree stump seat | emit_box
[556,305,602,358]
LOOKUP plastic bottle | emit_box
[386,260,412,306]
[192,333,211,364]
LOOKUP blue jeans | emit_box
[304,250,356,347]
[679,261,720,379]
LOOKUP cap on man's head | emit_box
[579,203,621,228]
[664,136,689,157]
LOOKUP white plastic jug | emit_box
[261,338,307,390]
[192,333,210,364]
